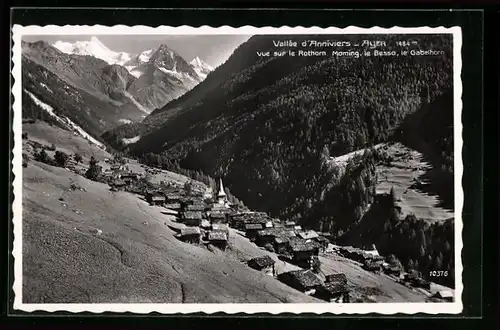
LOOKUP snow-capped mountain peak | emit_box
[189,56,213,80]
[53,36,131,66]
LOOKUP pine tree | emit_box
[85,156,102,181]
[54,150,69,168]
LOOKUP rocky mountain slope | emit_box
[22,38,213,139]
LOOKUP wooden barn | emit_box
[278,270,322,295]
[182,211,203,226]
[208,231,228,250]
[245,223,264,241]
[180,227,202,244]
[247,255,276,276]
[316,273,350,303]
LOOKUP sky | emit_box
[22,34,251,68]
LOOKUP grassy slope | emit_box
[23,121,111,162]
[22,161,322,303]
[375,143,454,222]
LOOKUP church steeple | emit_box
[218,178,227,197]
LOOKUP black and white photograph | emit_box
[11,25,463,314]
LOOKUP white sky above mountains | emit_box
[22,34,251,68]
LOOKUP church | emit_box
[215,178,230,207]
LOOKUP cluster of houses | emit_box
[145,178,233,250]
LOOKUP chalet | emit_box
[316,273,350,303]
[183,211,203,226]
[294,225,303,232]
[209,211,227,224]
[245,223,264,241]
[165,193,183,203]
[273,236,291,255]
[433,290,454,302]
[247,255,276,276]
[278,270,322,295]
[285,221,296,228]
[298,230,319,240]
[313,236,330,252]
[256,228,295,247]
[164,203,181,210]
[265,220,274,228]
[208,231,228,250]
[211,223,229,235]
[180,227,202,244]
[288,238,320,268]
[185,203,207,212]
[147,194,165,206]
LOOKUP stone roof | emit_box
[245,223,264,231]
[152,195,165,201]
[321,281,349,295]
[183,211,203,220]
[211,224,229,232]
[208,231,228,241]
[298,230,319,240]
[280,270,322,289]
[209,212,226,219]
[248,255,275,269]
[325,273,347,285]
[186,204,206,211]
[181,227,201,236]
[289,238,320,253]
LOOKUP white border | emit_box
[11,25,463,314]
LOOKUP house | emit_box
[277,270,322,295]
[285,221,296,228]
[316,273,350,303]
[265,220,274,228]
[164,203,181,210]
[433,290,454,302]
[255,228,293,247]
[294,225,303,232]
[245,223,264,241]
[208,231,228,250]
[183,211,203,226]
[247,255,276,276]
[184,200,206,211]
[313,236,330,252]
[165,193,183,203]
[273,236,291,255]
[211,223,229,235]
[288,238,320,268]
[180,227,202,244]
[209,211,227,224]
[146,193,165,206]
[298,230,319,240]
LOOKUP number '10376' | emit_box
[429,270,448,277]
